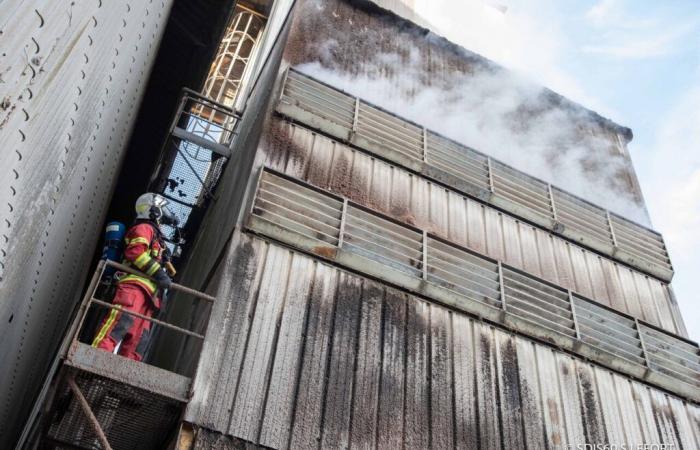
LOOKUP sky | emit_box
[407,0,700,341]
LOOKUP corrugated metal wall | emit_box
[0,0,173,445]
[260,118,687,337]
[181,1,698,448]
[187,231,700,449]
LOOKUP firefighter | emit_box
[92,193,178,361]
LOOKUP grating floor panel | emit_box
[44,372,183,450]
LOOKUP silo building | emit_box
[2,0,698,448]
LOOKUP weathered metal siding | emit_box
[283,0,649,223]
[0,0,173,445]
[259,118,687,337]
[187,231,700,449]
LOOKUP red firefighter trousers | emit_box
[92,283,156,361]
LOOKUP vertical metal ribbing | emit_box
[568,290,581,340]
[547,184,558,223]
[422,127,428,162]
[636,319,652,369]
[606,211,618,249]
[338,199,348,248]
[422,231,428,280]
[498,262,506,311]
[351,97,360,134]
[486,157,495,193]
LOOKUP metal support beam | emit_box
[486,157,495,193]
[498,262,506,311]
[171,127,232,157]
[607,211,618,249]
[422,231,428,280]
[351,97,360,135]
[66,375,113,450]
[338,199,348,248]
[636,319,651,369]
[568,290,582,340]
[547,184,558,222]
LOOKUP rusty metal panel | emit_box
[261,118,687,337]
[426,131,491,197]
[553,186,613,247]
[502,267,576,338]
[346,283,383,450]
[275,68,675,282]
[186,232,700,448]
[427,236,501,309]
[639,324,700,388]
[0,0,174,445]
[258,256,315,449]
[573,296,646,366]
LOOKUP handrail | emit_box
[181,87,240,116]
[90,298,205,340]
[104,260,216,302]
[64,260,217,375]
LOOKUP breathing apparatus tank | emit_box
[101,221,126,279]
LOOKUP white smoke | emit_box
[298,54,650,225]
[292,0,651,225]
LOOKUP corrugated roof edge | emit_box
[348,0,634,143]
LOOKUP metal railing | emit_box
[37,260,218,450]
[175,88,240,158]
[65,259,216,378]
[247,168,700,402]
[276,68,674,282]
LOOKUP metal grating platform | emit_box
[17,260,216,450]
[44,371,183,450]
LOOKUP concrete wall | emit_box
[187,231,700,449]
[0,0,173,444]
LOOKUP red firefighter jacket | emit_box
[118,221,166,309]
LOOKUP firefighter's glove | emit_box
[153,268,172,290]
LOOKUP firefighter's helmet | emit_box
[135,193,179,227]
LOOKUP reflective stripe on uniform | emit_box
[126,237,150,246]
[133,252,152,269]
[119,274,157,294]
[92,307,120,347]
[143,258,161,276]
